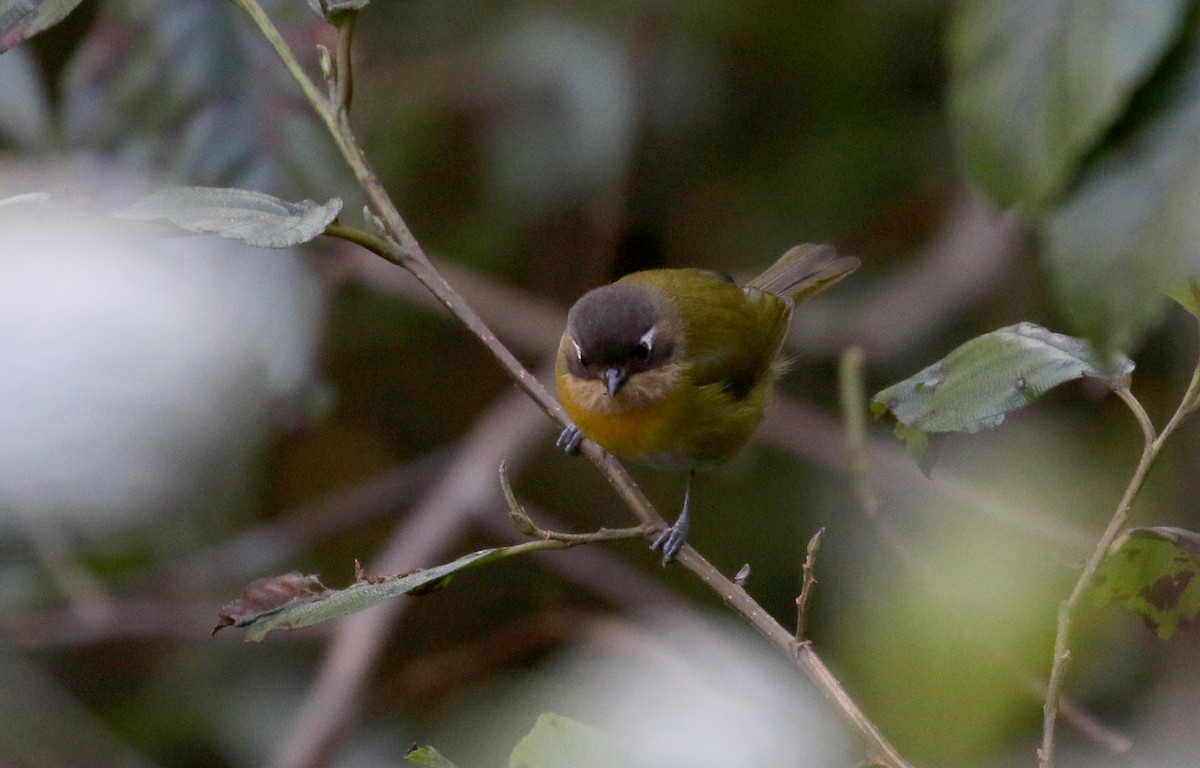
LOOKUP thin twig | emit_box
[331,12,354,114]
[1039,352,1200,766]
[838,347,880,516]
[795,528,824,643]
[321,221,661,528]
[232,4,912,765]
[835,347,1134,757]
[672,544,912,768]
[499,463,650,546]
[267,388,549,768]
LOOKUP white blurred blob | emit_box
[0,181,323,536]
[447,612,855,768]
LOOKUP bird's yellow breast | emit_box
[556,342,686,462]
[555,339,774,470]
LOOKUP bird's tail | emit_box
[745,243,859,303]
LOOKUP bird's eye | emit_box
[634,326,656,362]
[572,340,588,367]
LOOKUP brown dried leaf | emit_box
[213,572,328,635]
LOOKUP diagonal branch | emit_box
[230,4,913,766]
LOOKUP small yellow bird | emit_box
[556,244,859,563]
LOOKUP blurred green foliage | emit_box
[4,1,1200,767]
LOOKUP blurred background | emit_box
[1,1,1199,766]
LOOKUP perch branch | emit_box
[231,4,912,765]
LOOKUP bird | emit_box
[555,244,859,564]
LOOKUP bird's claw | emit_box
[556,423,584,455]
[650,513,690,567]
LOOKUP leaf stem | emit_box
[499,463,650,545]
[1040,355,1200,766]
[1116,387,1156,446]
[839,346,880,516]
[332,12,355,114]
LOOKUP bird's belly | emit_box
[567,396,689,466]
[562,382,767,470]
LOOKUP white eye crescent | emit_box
[637,326,656,353]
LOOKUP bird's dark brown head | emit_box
[563,283,678,398]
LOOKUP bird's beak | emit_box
[603,367,628,398]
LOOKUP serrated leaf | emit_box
[509,714,626,768]
[406,745,459,768]
[1093,526,1200,639]
[217,548,509,641]
[872,323,1133,439]
[948,0,1188,210]
[118,187,341,248]
[0,0,87,53]
[1043,21,1200,353]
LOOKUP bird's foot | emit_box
[650,506,690,566]
[556,423,584,455]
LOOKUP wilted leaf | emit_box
[220,548,510,641]
[213,572,329,636]
[1094,526,1200,639]
[118,187,342,248]
[406,745,459,768]
[509,714,626,768]
[948,0,1188,210]
[871,323,1133,441]
[0,0,87,53]
[1044,22,1200,353]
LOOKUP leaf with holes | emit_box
[871,323,1133,453]
[1094,527,1200,640]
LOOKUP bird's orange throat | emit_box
[557,363,684,461]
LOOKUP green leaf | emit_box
[948,0,1188,210]
[406,745,459,768]
[216,548,510,641]
[58,8,343,190]
[0,0,87,53]
[1166,280,1200,320]
[118,187,342,248]
[509,714,626,768]
[872,323,1133,437]
[1043,22,1200,353]
[1093,526,1200,640]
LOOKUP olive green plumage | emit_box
[557,243,857,469]
[555,243,858,562]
